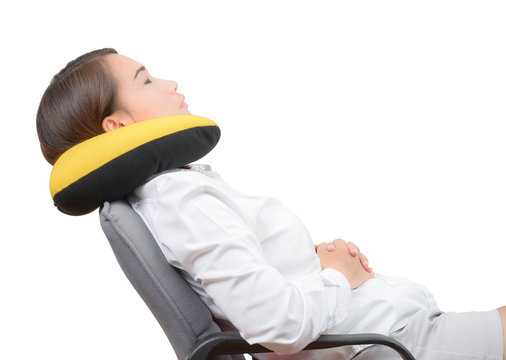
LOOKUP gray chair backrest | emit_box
[99,200,244,360]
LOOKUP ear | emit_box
[102,112,131,132]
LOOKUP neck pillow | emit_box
[50,115,220,216]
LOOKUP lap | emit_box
[351,308,504,360]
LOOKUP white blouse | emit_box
[127,164,438,359]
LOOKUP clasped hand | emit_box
[314,239,374,289]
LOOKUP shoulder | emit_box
[128,166,221,202]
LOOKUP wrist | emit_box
[320,268,351,290]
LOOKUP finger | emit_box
[358,253,368,266]
[346,241,360,256]
[358,253,373,272]
[321,242,339,253]
[331,238,347,252]
[317,242,330,253]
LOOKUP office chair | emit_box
[99,199,415,360]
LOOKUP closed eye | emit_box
[144,78,152,85]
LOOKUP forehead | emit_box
[105,54,143,81]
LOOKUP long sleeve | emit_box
[130,171,352,355]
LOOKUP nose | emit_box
[163,80,178,94]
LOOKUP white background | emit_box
[1,1,505,359]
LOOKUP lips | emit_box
[180,95,187,108]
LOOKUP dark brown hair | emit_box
[37,48,191,170]
[36,48,120,165]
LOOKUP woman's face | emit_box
[102,54,191,131]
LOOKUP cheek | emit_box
[132,93,182,120]
[152,93,180,114]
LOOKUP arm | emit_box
[149,174,352,355]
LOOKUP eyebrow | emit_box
[133,65,146,80]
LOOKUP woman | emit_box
[37,48,505,360]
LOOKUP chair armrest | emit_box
[187,331,415,360]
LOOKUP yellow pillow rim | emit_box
[50,114,217,198]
